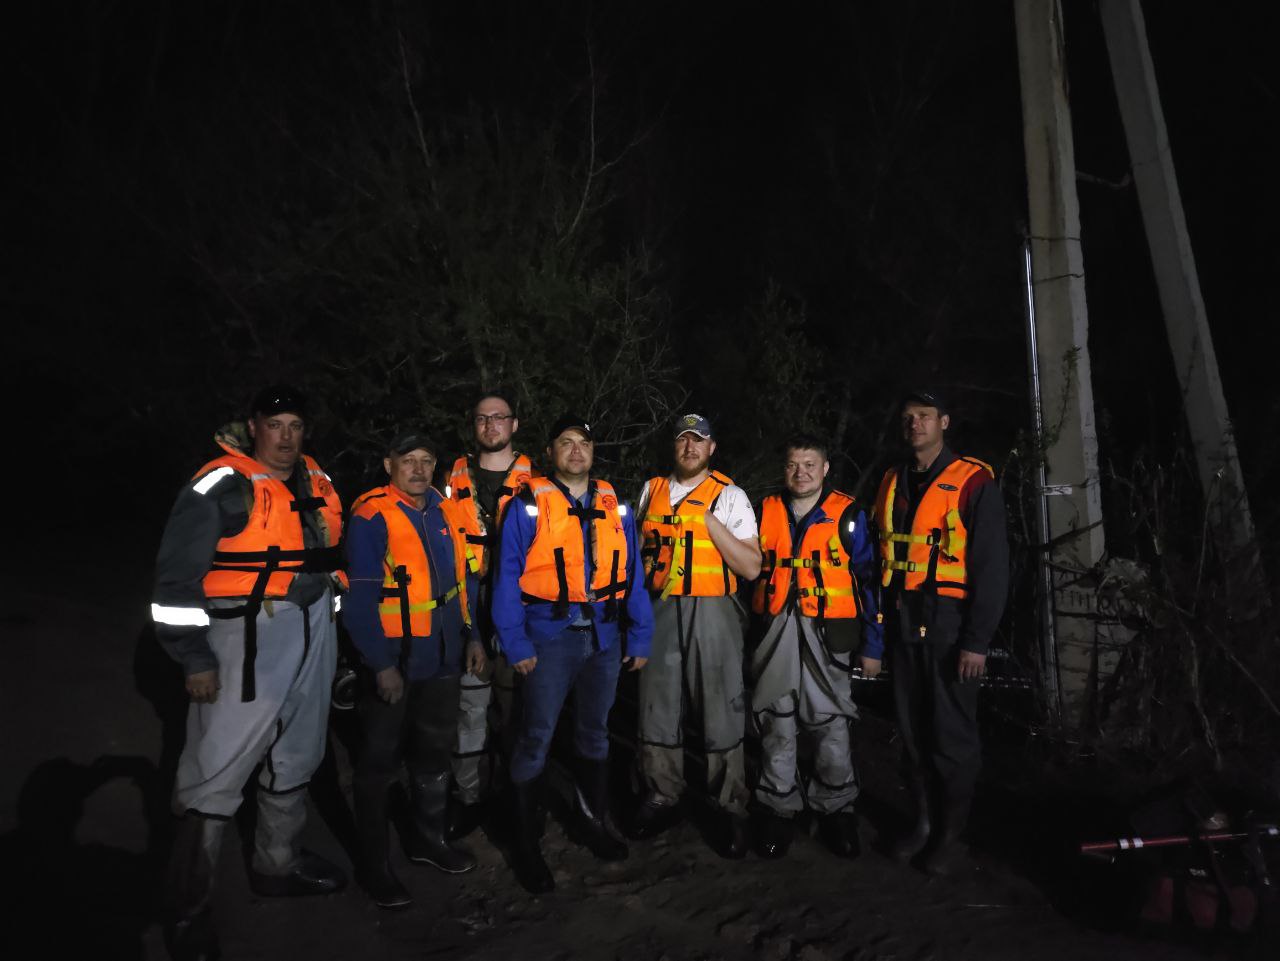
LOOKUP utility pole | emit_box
[1014,0,1107,725]
[1098,0,1265,608]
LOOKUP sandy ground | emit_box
[0,530,1263,961]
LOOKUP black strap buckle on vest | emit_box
[290,496,327,512]
[682,531,695,595]
[603,549,621,623]
[551,546,570,619]
[391,565,413,673]
[465,533,491,547]
[810,548,826,623]
[566,504,606,522]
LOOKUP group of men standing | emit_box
[151,384,1008,960]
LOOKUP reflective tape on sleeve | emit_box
[192,466,235,496]
[151,603,211,627]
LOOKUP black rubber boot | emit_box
[164,812,225,961]
[628,797,684,840]
[446,797,488,842]
[572,757,628,861]
[715,811,750,860]
[511,778,555,894]
[753,808,794,860]
[921,793,972,876]
[353,780,411,909]
[819,810,861,859]
[404,770,477,874]
[891,776,932,862]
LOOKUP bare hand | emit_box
[466,641,489,677]
[957,650,986,682]
[186,670,220,704]
[376,666,405,704]
[624,655,649,672]
[859,656,882,680]
[513,657,537,675]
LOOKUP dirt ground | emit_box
[1,526,1267,961]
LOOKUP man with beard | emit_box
[151,385,346,961]
[873,389,1008,875]
[749,434,882,859]
[631,414,761,857]
[491,414,653,893]
[344,432,485,908]
[445,393,534,839]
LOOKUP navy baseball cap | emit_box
[901,388,948,415]
[674,413,713,440]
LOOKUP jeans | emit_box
[509,627,623,785]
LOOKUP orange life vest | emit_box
[446,453,534,575]
[350,486,474,641]
[640,472,738,599]
[753,490,860,619]
[517,478,630,620]
[873,457,993,599]
[198,447,344,601]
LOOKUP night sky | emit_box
[6,1,1277,541]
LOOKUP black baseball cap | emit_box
[251,384,308,418]
[901,387,948,415]
[548,413,593,442]
[387,431,439,458]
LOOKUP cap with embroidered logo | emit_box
[674,413,713,440]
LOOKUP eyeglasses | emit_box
[474,414,515,426]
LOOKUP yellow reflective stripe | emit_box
[799,586,855,598]
[943,508,965,555]
[936,564,965,580]
[644,513,706,526]
[660,569,681,600]
[377,584,461,616]
[777,557,844,569]
[882,531,934,544]
[885,561,966,580]
[465,547,480,575]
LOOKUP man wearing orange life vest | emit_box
[445,392,534,839]
[631,413,761,858]
[491,414,654,893]
[151,385,347,961]
[873,388,1008,876]
[344,432,485,909]
[749,434,883,861]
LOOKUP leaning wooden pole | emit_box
[1014,0,1108,725]
[1098,0,1266,609]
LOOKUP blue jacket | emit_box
[492,478,654,664]
[344,486,476,679]
[787,495,884,661]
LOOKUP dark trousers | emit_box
[355,675,462,789]
[889,626,981,811]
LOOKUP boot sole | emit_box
[407,854,477,874]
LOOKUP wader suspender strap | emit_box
[207,545,293,701]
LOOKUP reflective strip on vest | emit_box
[151,603,211,627]
[193,466,235,496]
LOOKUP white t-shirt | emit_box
[638,475,759,541]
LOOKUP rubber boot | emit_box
[510,778,554,894]
[819,810,861,859]
[921,793,972,876]
[248,788,346,896]
[353,779,411,909]
[572,757,628,861]
[164,811,226,961]
[890,775,932,862]
[446,796,488,842]
[404,770,477,874]
[715,810,750,860]
[753,808,794,860]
